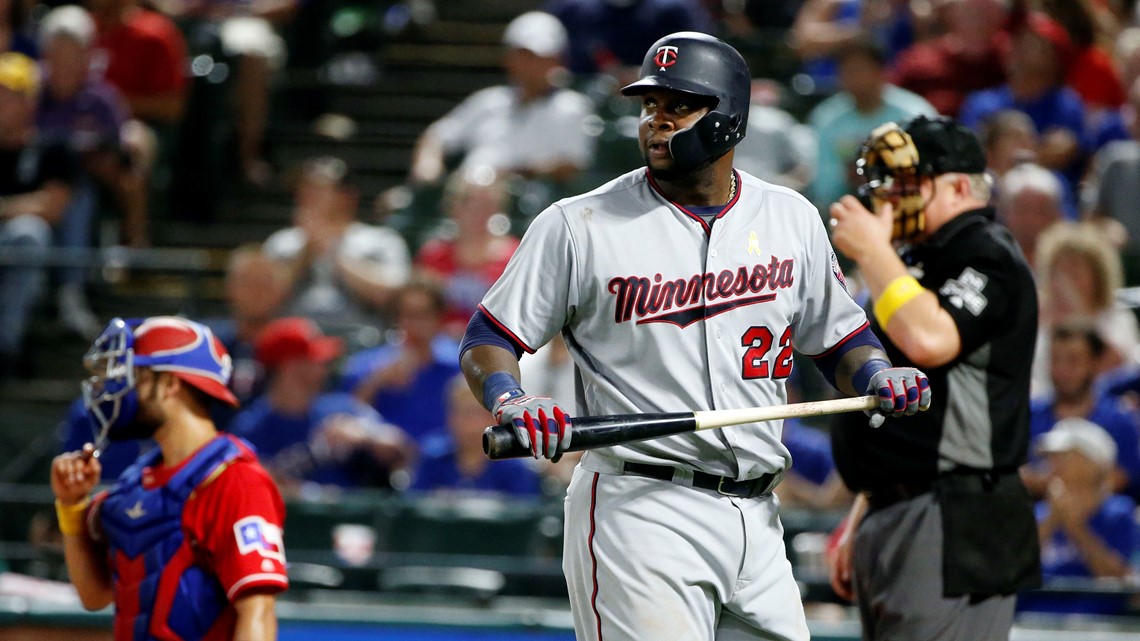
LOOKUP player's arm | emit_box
[830,196,961,368]
[50,451,114,610]
[460,309,571,460]
[233,590,278,641]
[815,331,931,426]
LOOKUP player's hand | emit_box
[50,445,102,505]
[865,367,931,427]
[493,394,572,460]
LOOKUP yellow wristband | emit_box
[873,275,925,328]
[55,498,90,536]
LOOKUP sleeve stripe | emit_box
[477,304,537,354]
[808,320,871,360]
[226,573,289,600]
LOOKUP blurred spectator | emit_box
[1018,418,1137,616]
[544,0,714,82]
[1023,322,1140,501]
[958,12,1089,191]
[263,156,410,331]
[807,37,935,211]
[407,11,595,186]
[414,167,520,338]
[0,0,35,58]
[88,0,188,126]
[152,0,297,186]
[0,52,83,377]
[340,280,461,445]
[732,80,816,192]
[1085,77,1140,252]
[231,317,412,493]
[1040,0,1126,112]
[775,419,852,510]
[888,0,1010,118]
[790,0,920,95]
[982,109,1038,178]
[997,162,1065,267]
[36,5,150,254]
[204,244,290,427]
[1117,27,1140,91]
[1032,223,1140,396]
[410,374,542,496]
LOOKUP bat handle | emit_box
[482,413,695,460]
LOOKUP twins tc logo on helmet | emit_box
[654,45,679,69]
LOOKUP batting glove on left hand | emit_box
[865,367,931,428]
[493,393,573,460]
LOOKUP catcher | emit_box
[51,317,288,641]
[828,115,1041,640]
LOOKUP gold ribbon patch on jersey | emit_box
[747,230,761,256]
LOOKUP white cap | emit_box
[1038,417,1118,469]
[502,11,567,59]
[39,5,96,50]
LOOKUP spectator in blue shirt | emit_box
[1019,418,1136,616]
[410,374,542,497]
[231,316,413,493]
[545,0,713,80]
[341,280,461,444]
[959,13,1089,195]
[1023,322,1140,502]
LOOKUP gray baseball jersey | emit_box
[481,168,869,481]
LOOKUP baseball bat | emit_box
[483,395,879,460]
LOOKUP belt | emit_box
[866,481,933,510]
[622,462,779,498]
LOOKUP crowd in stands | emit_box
[0,0,1138,619]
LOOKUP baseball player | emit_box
[51,316,288,641]
[459,32,931,641]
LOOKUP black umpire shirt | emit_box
[832,206,1036,491]
[831,205,1041,596]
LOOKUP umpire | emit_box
[827,115,1041,640]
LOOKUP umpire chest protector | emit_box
[100,435,250,641]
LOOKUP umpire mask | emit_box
[855,122,926,241]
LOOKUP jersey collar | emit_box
[645,168,742,235]
[920,206,994,250]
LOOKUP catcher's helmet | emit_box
[621,32,751,170]
[82,317,238,443]
[855,115,986,241]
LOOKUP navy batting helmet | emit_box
[621,32,751,171]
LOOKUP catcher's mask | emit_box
[855,115,987,242]
[82,317,238,444]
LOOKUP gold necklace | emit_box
[727,173,737,203]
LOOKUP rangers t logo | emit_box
[234,516,285,562]
[654,45,679,70]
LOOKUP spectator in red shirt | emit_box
[888,0,1011,117]
[88,0,188,126]
[415,168,520,338]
